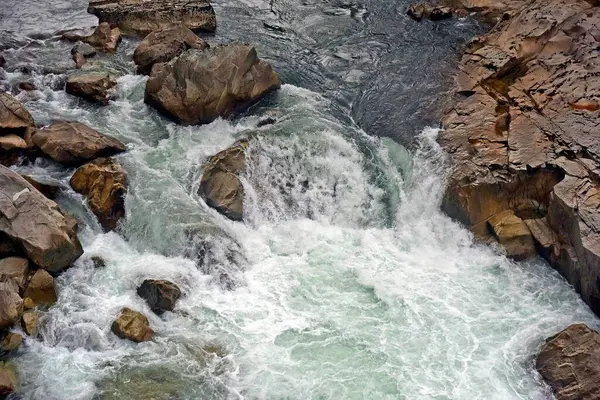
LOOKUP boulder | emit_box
[137,280,181,315]
[0,283,22,330]
[111,308,154,342]
[82,23,121,53]
[0,362,17,396]
[21,311,39,337]
[133,23,209,75]
[0,332,22,352]
[536,324,600,400]
[72,42,97,68]
[87,0,217,36]
[0,92,35,136]
[17,82,36,91]
[199,141,248,221]
[21,175,60,199]
[145,44,281,125]
[70,157,127,232]
[0,134,27,151]
[0,165,83,272]
[407,3,452,21]
[0,257,29,291]
[65,72,117,104]
[487,210,536,260]
[23,269,57,306]
[32,121,125,166]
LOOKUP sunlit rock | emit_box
[111,308,154,342]
[65,72,117,104]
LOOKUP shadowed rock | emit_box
[145,44,281,125]
[66,72,117,104]
[21,311,39,337]
[111,308,154,342]
[23,269,57,306]
[70,157,127,232]
[137,280,181,315]
[32,121,125,166]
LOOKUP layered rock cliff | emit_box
[439,0,600,315]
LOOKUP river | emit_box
[0,0,598,399]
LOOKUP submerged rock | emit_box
[87,0,217,36]
[0,92,35,136]
[536,324,600,400]
[91,256,106,268]
[65,72,117,104]
[137,280,181,315]
[32,121,125,166]
[145,44,281,125]
[0,332,22,352]
[23,269,57,307]
[0,257,29,291]
[133,23,209,75]
[199,141,248,221]
[70,157,127,232]
[111,308,154,342]
[0,165,83,272]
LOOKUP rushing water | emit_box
[1,0,599,399]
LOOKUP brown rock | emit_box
[487,210,536,260]
[137,280,181,315]
[111,307,154,342]
[0,165,83,272]
[145,44,281,125]
[536,324,600,400]
[18,82,36,91]
[70,157,127,232]
[0,134,27,151]
[82,23,121,53]
[133,23,209,75]
[87,0,217,36]
[73,53,87,69]
[0,92,35,136]
[0,362,17,396]
[23,269,57,306]
[65,72,117,104]
[21,311,39,337]
[21,175,60,199]
[32,121,125,166]
[61,29,89,42]
[0,257,29,291]
[199,141,247,221]
[0,332,22,352]
[91,256,106,268]
[0,283,22,330]
[407,3,453,21]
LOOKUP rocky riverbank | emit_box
[435,0,600,397]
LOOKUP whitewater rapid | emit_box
[4,74,598,399]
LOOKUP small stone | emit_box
[23,269,57,307]
[137,280,181,315]
[22,311,39,337]
[0,332,22,352]
[111,307,154,342]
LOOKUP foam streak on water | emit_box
[6,78,599,400]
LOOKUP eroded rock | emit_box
[111,307,154,342]
[70,157,127,232]
[87,0,217,36]
[65,72,117,104]
[407,3,453,21]
[23,269,57,307]
[32,121,125,166]
[137,279,181,315]
[199,141,248,221]
[133,23,209,75]
[145,44,281,125]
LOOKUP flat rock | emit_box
[88,0,217,36]
[0,93,35,135]
[536,324,600,400]
[145,44,281,125]
[111,307,154,342]
[32,121,125,166]
[65,72,117,104]
[70,157,127,232]
[133,23,209,75]
[199,141,248,221]
[0,257,29,291]
[137,279,181,315]
[23,269,57,306]
[0,165,83,272]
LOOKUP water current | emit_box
[1,0,599,399]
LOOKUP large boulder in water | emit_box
[70,157,127,232]
[0,93,34,136]
[133,23,209,75]
[111,307,154,342]
[145,44,281,125]
[137,279,181,315]
[0,165,83,272]
[199,141,248,221]
[32,121,125,166]
[65,72,117,104]
[536,324,600,400]
[87,0,217,36]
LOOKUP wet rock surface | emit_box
[65,72,117,104]
[23,269,57,307]
[0,93,35,136]
[145,44,281,125]
[111,307,154,342]
[439,0,600,315]
[137,279,181,315]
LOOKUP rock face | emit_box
[137,280,181,315]
[65,72,117,104]
[487,210,536,260]
[32,121,125,166]
[0,165,83,272]
[0,135,27,151]
[87,0,217,36]
[439,0,600,315]
[23,269,57,306]
[536,324,600,400]
[70,157,127,232]
[145,44,281,125]
[133,23,209,75]
[0,257,29,291]
[111,308,154,342]
[407,3,453,21]
[0,93,35,135]
[199,141,248,221]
